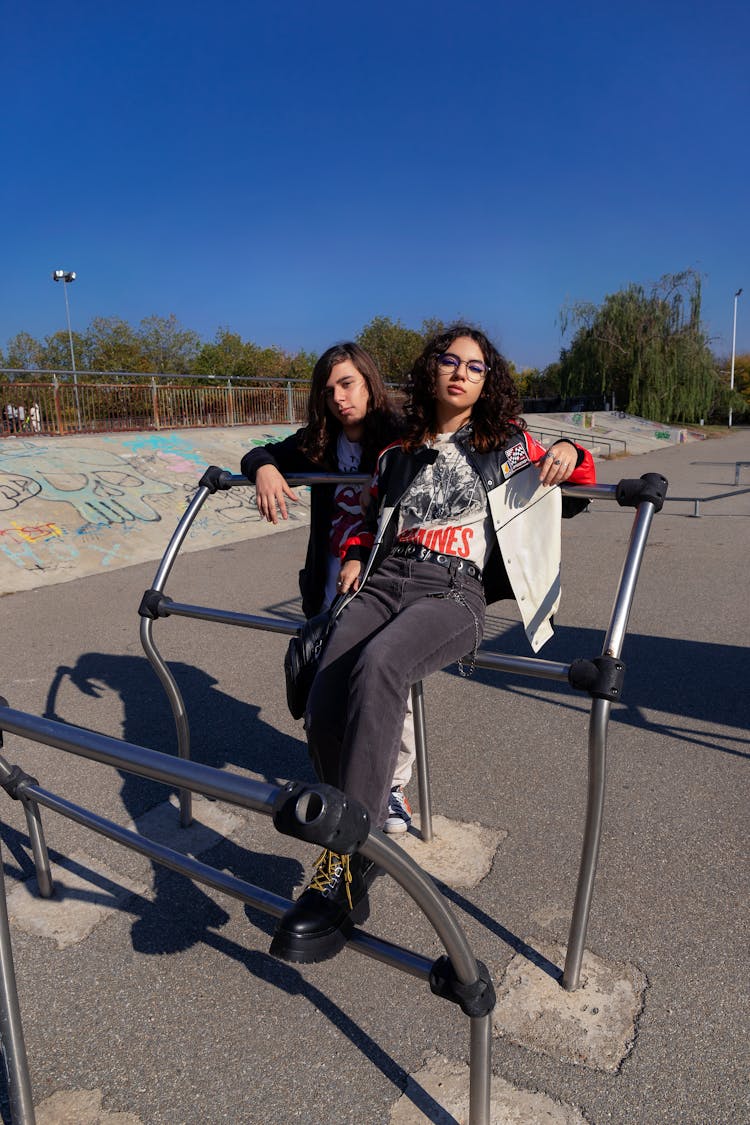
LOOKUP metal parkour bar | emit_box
[137,466,667,994]
[0,703,495,1125]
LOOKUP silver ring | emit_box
[553,458,562,465]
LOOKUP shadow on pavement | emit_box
[35,653,312,957]
[462,622,749,758]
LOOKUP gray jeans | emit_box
[306,555,486,828]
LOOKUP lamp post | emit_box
[52,269,81,429]
[729,287,742,429]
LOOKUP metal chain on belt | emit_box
[440,586,481,678]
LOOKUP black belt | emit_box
[391,542,483,581]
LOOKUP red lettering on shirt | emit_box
[396,525,475,559]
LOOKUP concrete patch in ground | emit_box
[130,792,245,854]
[492,941,647,1072]
[6,797,243,949]
[6,855,147,949]
[36,1088,142,1124]
[394,815,506,888]
[389,1053,587,1124]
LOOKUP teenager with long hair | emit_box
[269,324,596,964]
[241,342,415,833]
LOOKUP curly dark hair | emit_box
[298,342,400,469]
[402,324,524,452]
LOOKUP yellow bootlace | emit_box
[309,849,353,909]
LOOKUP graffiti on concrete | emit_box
[0,431,295,581]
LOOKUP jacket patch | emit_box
[502,441,531,477]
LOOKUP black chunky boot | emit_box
[270,849,376,964]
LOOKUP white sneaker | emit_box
[383,787,412,834]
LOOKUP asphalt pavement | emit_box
[0,430,748,1124]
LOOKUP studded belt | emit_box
[390,542,483,582]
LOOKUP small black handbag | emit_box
[284,598,344,720]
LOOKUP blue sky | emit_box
[3,1,748,370]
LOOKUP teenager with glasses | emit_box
[269,324,596,964]
[240,342,416,833]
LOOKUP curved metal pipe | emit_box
[411,681,433,843]
[362,832,492,1124]
[602,502,658,659]
[21,799,53,899]
[563,497,659,990]
[1,704,493,1125]
[140,484,215,826]
[0,837,36,1123]
[562,697,610,990]
[0,754,54,899]
[140,615,192,826]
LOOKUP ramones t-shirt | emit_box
[395,433,493,568]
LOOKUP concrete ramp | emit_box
[525,411,708,457]
[0,415,711,595]
[0,426,310,595]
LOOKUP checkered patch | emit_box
[502,441,531,477]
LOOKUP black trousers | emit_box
[306,555,485,828]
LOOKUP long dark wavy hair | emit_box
[402,324,524,452]
[298,342,400,469]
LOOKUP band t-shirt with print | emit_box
[323,432,366,610]
[395,432,494,568]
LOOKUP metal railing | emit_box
[3,372,625,455]
[0,703,494,1125]
[137,467,668,993]
[694,459,750,486]
[527,425,628,457]
[0,375,311,436]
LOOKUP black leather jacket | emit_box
[240,425,401,617]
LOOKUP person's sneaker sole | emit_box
[382,818,409,835]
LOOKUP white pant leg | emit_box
[391,691,416,789]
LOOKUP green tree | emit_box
[138,314,201,374]
[419,317,450,341]
[4,331,45,370]
[515,362,563,400]
[82,317,145,373]
[193,328,247,377]
[732,353,750,419]
[194,328,269,378]
[194,329,308,381]
[288,350,317,380]
[356,316,424,381]
[42,329,88,372]
[715,351,750,421]
[245,343,289,379]
[558,270,718,423]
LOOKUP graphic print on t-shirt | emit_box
[401,441,485,523]
[396,438,491,565]
[330,484,364,558]
[329,432,365,559]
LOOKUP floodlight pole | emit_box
[729,287,742,428]
[52,269,81,429]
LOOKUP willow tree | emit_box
[558,270,718,422]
